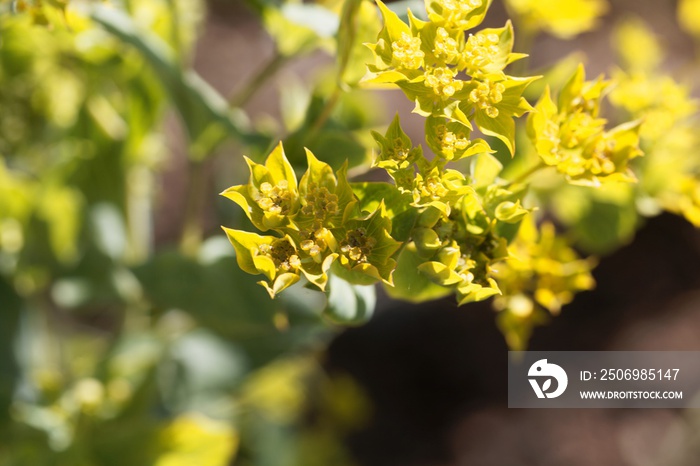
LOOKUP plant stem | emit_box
[168,0,184,61]
[507,161,547,186]
[229,52,287,108]
[125,166,153,264]
[180,160,207,255]
[308,86,342,138]
[509,14,537,76]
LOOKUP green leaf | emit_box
[377,0,412,45]
[413,227,442,257]
[323,273,376,325]
[338,0,381,86]
[475,109,516,156]
[384,243,452,303]
[471,152,503,188]
[457,279,501,305]
[264,2,338,57]
[351,181,417,241]
[133,246,281,340]
[90,5,265,158]
[351,181,410,216]
[0,277,21,423]
[416,260,463,285]
[552,184,639,254]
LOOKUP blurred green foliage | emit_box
[0,0,377,464]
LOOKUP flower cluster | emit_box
[527,65,643,186]
[366,0,534,155]
[359,0,543,304]
[607,18,700,227]
[491,219,596,348]
[222,144,400,298]
[368,114,531,305]
[222,0,653,344]
[222,0,608,315]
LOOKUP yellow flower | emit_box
[426,0,491,31]
[333,203,402,286]
[220,143,299,231]
[222,229,303,298]
[678,0,700,38]
[423,66,464,98]
[468,79,505,118]
[528,66,643,186]
[155,414,237,466]
[493,220,595,315]
[505,0,608,39]
[391,31,425,70]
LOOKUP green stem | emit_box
[180,160,207,255]
[308,86,342,139]
[509,15,537,76]
[229,52,287,108]
[165,0,184,66]
[125,166,152,264]
[507,161,546,186]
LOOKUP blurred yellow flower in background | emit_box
[155,413,238,466]
[505,0,608,39]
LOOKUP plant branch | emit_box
[180,160,207,255]
[165,0,184,66]
[229,52,287,108]
[308,86,343,139]
[507,161,547,186]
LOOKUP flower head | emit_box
[392,32,425,70]
[333,203,401,286]
[425,116,492,161]
[461,22,525,76]
[371,114,423,173]
[221,143,299,231]
[423,66,465,99]
[223,229,302,298]
[528,68,643,186]
[297,149,357,230]
[432,27,463,65]
[412,168,472,217]
[426,0,491,31]
[492,219,596,317]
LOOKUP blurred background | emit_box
[3,0,700,465]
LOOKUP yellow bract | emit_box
[221,144,399,296]
[492,220,596,349]
[527,66,643,186]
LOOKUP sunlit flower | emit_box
[220,143,299,231]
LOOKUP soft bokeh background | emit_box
[3,0,700,465]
